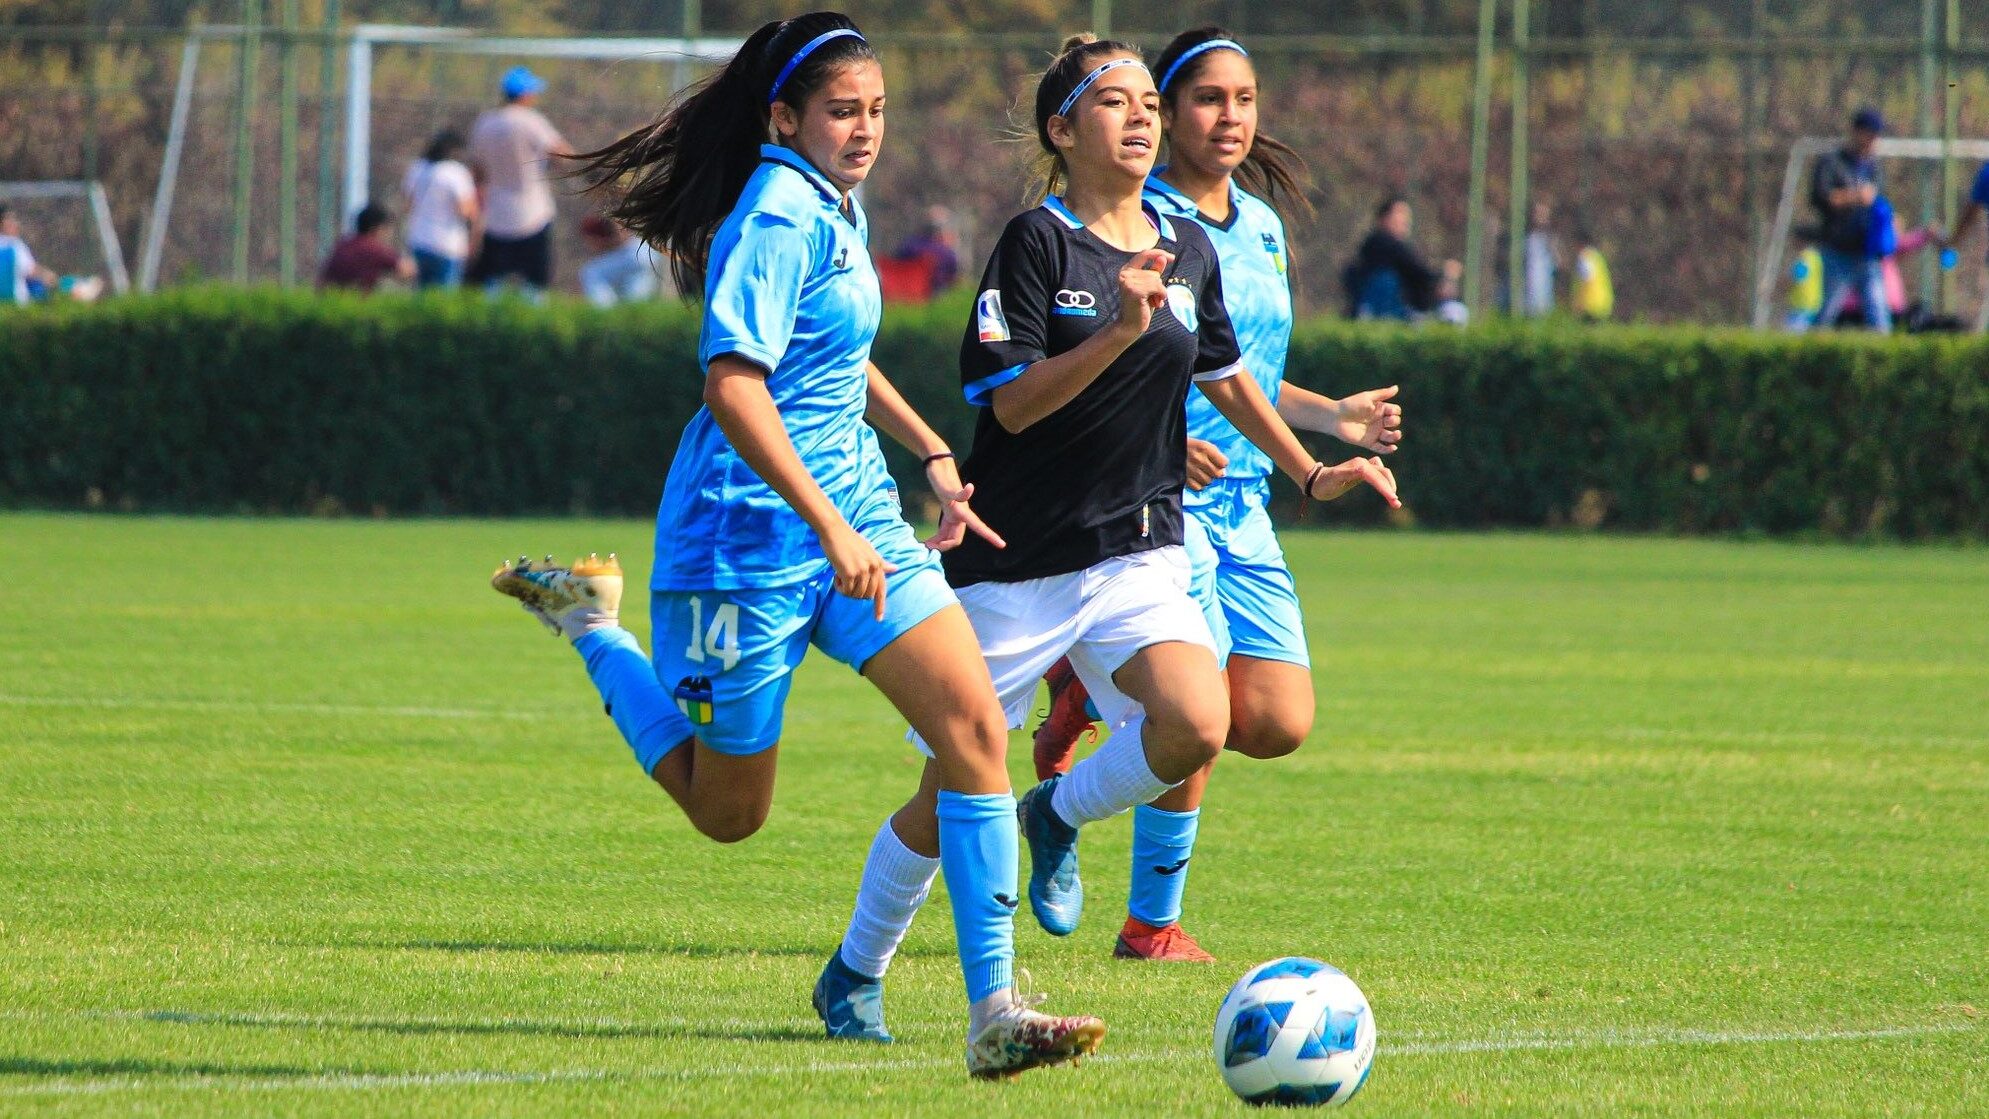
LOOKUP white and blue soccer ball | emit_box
[1213,957,1376,1107]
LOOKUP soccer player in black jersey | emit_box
[820,34,1398,1040]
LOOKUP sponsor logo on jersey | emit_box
[976,289,1010,342]
[833,246,849,269]
[1165,283,1198,331]
[1053,288,1099,317]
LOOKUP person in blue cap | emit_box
[466,65,570,299]
[487,12,1108,1079]
[1806,106,1891,333]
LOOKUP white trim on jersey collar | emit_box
[1039,196,1175,242]
[1144,169,1240,219]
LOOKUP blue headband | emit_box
[767,27,865,105]
[1056,57,1146,119]
[1158,39,1248,92]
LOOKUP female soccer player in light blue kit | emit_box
[488,13,1104,1078]
[816,33,1400,1045]
[1031,26,1406,961]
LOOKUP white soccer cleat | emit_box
[965,986,1106,1080]
[490,552,623,640]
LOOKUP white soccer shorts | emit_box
[912,546,1216,755]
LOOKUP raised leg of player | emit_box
[861,605,1105,1075]
[1224,654,1314,760]
[574,627,780,843]
[1049,640,1228,828]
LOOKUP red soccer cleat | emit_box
[1113,916,1216,963]
[1031,657,1098,781]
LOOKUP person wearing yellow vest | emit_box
[1785,245,1824,330]
[1571,223,1613,321]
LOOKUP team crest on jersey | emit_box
[673,675,714,725]
[976,289,1010,342]
[1165,282,1197,332]
[1262,232,1287,275]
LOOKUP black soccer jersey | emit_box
[945,197,1243,587]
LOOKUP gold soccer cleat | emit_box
[965,985,1106,1080]
[491,552,623,639]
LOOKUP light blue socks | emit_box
[573,627,686,774]
[1127,804,1200,927]
[936,790,1018,1004]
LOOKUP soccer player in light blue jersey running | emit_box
[488,12,1104,1079]
[1031,26,1406,962]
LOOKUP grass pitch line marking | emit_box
[0,694,564,722]
[0,1022,1973,1097]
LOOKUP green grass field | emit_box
[2,513,1984,1116]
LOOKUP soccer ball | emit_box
[1213,957,1376,1107]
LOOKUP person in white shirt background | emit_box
[402,130,480,290]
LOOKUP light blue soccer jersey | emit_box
[654,144,893,591]
[1143,173,1293,499]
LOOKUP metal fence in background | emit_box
[5,0,1989,323]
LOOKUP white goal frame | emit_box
[339,25,745,226]
[1753,136,1989,328]
[0,179,132,295]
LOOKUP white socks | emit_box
[837,819,940,979]
[1049,714,1174,827]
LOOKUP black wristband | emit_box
[1303,462,1327,500]
[922,451,955,468]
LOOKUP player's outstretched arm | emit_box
[705,356,895,618]
[1277,383,1402,454]
[1198,370,1400,508]
[861,362,1003,553]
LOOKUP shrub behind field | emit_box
[2,289,1984,537]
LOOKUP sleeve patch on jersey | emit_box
[976,289,1011,342]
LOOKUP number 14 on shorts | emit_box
[685,595,742,670]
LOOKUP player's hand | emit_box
[1309,456,1401,508]
[1114,249,1174,336]
[823,524,898,620]
[1186,438,1229,490]
[922,455,1005,553]
[1334,385,1403,454]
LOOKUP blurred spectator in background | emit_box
[1343,196,1462,322]
[891,204,961,292]
[0,203,60,304]
[1806,107,1890,333]
[1570,220,1614,322]
[468,66,571,300]
[319,203,414,293]
[1522,198,1562,317]
[1837,212,1941,329]
[577,213,662,307]
[402,129,479,290]
[1785,243,1825,331]
[1944,157,1989,333]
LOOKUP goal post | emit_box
[0,180,132,296]
[339,25,744,229]
[1753,136,1989,329]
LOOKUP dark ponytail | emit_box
[1025,34,1143,204]
[568,12,876,296]
[1152,26,1314,224]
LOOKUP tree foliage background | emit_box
[5,1,1989,321]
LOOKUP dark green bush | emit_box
[2,288,1984,536]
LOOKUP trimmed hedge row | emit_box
[3,288,1986,536]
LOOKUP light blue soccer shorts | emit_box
[1182,475,1311,669]
[646,492,955,755]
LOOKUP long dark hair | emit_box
[1025,34,1144,204]
[568,12,877,296]
[1151,26,1314,224]
[421,129,465,164]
